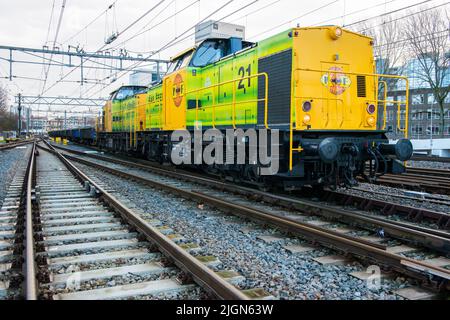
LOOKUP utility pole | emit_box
[26,107,30,136]
[430,104,433,156]
[64,110,67,130]
[17,93,22,137]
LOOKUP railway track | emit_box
[0,140,34,151]
[1,142,258,300]
[411,155,450,163]
[45,141,450,296]
[0,145,32,299]
[374,170,450,196]
[48,142,450,230]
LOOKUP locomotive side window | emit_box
[191,40,228,67]
[115,86,146,100]
[167,52,193,74]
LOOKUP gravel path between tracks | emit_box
[73,162,416,300]
[407,160,450,170]
[0,145,29,207]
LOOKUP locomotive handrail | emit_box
[288,67,410,171]
[185,72,269,129]
[293,68,409,137]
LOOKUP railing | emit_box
[289,68,409,171]
[184,72,269,129]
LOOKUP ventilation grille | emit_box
[357,75,366,98]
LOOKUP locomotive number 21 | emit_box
[238,64,251,92]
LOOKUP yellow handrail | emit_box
[185,72,269,129]
[288,67,410,171]
[379,80,388,130]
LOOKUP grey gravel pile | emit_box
[76,162,415,300]
[407,160,450,170]
[0,146,29,207]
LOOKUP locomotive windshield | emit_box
[191,39,228,67]
[167,51,193,74]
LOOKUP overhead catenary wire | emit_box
[41,0,68,95]
[343,0,433,27]
[248,0,340,40]
[40,0,167,97]
[230,0,282,23]
[73,0,172,96]
[84,0,264,98]
[357,1,450,33]
[83,0,244,97]
[62,1,119,45]
[108,0,198,50]
[312,0,399,27]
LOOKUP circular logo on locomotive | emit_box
[173,73,184,107]
[321,67,351,95]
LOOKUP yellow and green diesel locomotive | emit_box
[57,25,414,189]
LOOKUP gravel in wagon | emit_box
[74,162,417,300]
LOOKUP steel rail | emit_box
[39,142,248,300]
[322,190,450,231]
[374,175,450,196]
[24,142,38,300]
[412,155,450,163]
[0,140,34,151]
[405,168,450,179]
[44,145,450,290]
[48,143,450,246]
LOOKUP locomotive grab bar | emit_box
[288,68,409,171]
[185,72,269,129]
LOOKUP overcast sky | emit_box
[0,0,446,115]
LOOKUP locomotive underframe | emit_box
[92,128,406,190]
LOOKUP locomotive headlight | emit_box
[329,27,343,40]
[302,101,312,112]
[303,114,311,124]
[366,116,376,126]
[367,104,376,114]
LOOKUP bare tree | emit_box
[0,84,18,131]
[0,84,8,113]
[355,17,406,92]
[403,8,450,134]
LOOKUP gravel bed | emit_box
[0,145,30,207]
[75,162,418,300]
[337,183,450,216]
[407,160,450,170]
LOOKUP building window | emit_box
[396,95,406,103]
[412,94,424,105]
[411,125,423,135]
[445,126,450,136]
[445,95,450,103]
[414,111,424,120]
[434,111,440,120]
[445,110,450,119]
[400,110,406,120]
[426,126,440,135]
[387,96,394,107]
[427,94,437,104]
